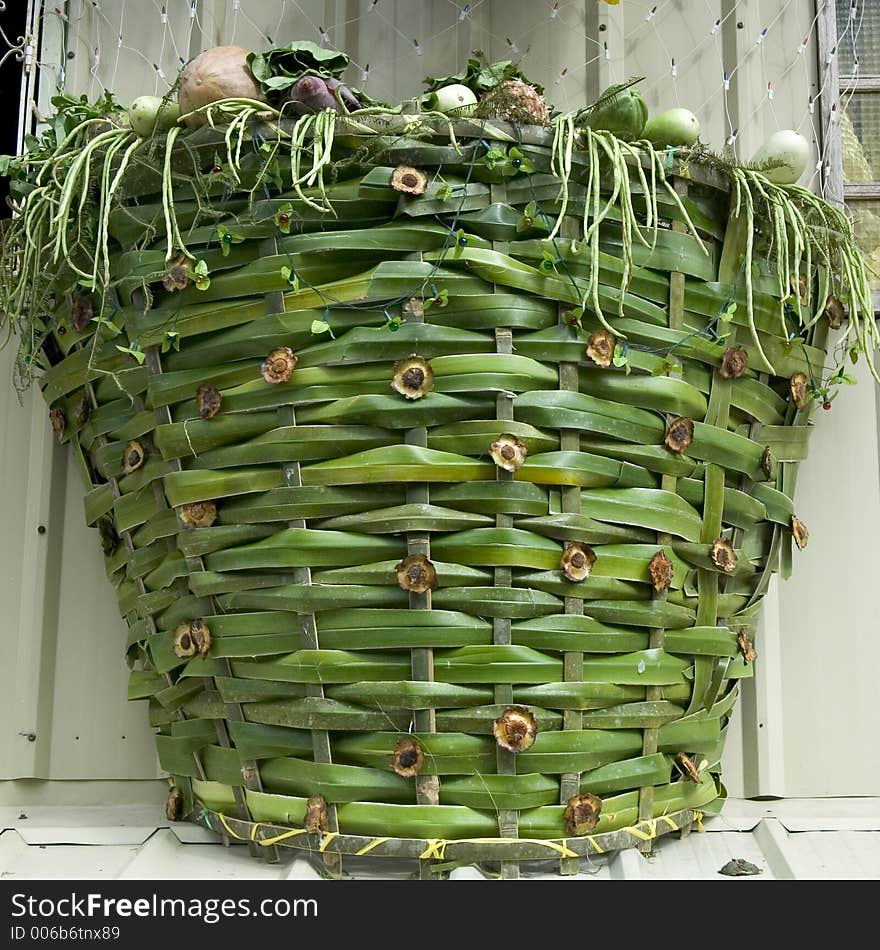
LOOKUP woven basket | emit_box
[37,114,834,877]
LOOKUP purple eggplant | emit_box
[286,74,360,115]
[324,77,361,111]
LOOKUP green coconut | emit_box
[580,88,648,140]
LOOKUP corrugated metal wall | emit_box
[2,0,877,803]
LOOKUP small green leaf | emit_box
[161,331,180,354]
[116,343,146,365]
[280,265,300,291]
[612,342,629,368]
[719,301,737,323]
[563,306,583,328]
[311,319,332,336]
[503,147,535,176]
[274,202,294,234]
[191,259,211,291]
[436,181,453,202]
[424,288,449,310]
[483,146,506,169]
[216,225,244,255]
[540,248,558,273]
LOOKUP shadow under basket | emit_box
[42,115,832,878]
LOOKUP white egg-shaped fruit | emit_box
[751,130,810,184]
[432,83,478,114]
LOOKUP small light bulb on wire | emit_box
[413,38,423,56]
[160,5,167,24]
[506,37,520,55]
[767,82,774,101]
[458,4,471,22]
[361,64,370,84]
[554,67,568,85]
[550,2,560,19]
[711,18,721,35]
[645,6,657,22]
[723,72,730,91]
[671,58,677,78]
[726,128,739,146]
[756,27,768,45]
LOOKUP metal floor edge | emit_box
[1,799,878,880]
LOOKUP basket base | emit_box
[190,805,705,878]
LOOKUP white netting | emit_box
[18,0,833,180]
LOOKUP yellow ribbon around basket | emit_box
[418,837,579,860]
[216,813,311,848]
[419,839,448,860]
[213,809,699,859]
[355,837,390,856]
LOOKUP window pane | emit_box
[837,0,880,76]
[849,200,880,290]
[843,93,880,182]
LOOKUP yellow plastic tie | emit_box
[694,810,705,833]
[536,839,578,859]
[586,836,605,855]
[355,837,390,856]
[258,827,310,847]
[624,819,657,842]
[420,839,448,860]
[250,822,261,841]
[217,813,245,841]
[659,815,679,833]
[319,831,339,853]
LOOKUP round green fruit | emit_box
[643,108,701,148]
[128,96,181,137]
[582,88,648,140]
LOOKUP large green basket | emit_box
[37,113,837,877]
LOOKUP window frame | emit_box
[820,0,880,309]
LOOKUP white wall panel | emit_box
[1,0,875,802]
